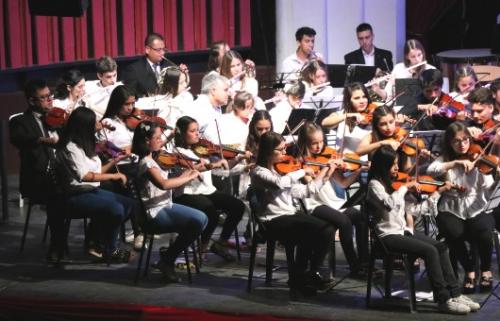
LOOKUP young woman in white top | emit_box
[269,80,305,134]
[449,65,478,105]
[220,50,258,98]
[296,122,368,272]
[250,131,335,295]
[300,59,335,103]
[373,39,436,101]
[172,116,245,262]
[367,145,480,314]
[131,120,208,283]
[53,69,86,113]
[427,122,498,294]
[157,66,193,127]
[57,107,137,262]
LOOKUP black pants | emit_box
[383,233,460,304]
[311,205,367,271]
[174,191,245,245]
[264,210,334,276]
[436,211,495,272]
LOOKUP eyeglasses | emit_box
[452,137,470,145]
[34,94,54,102]
[274,147,287,153]
[148,46,167,53]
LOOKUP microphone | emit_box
[383,58,390,72]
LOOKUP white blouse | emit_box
[203,112,249,151]
[66,141,101,187]
[384,62,436,100]
[137,157,172,218]
[101,116,134,149]
[269,100,293,134]
[335,118,372,155]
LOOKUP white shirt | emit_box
[66,141,101,187]
[83,81,123,120]
[185,94,222,136]
[53,97,84,114]
[231,77,259,97]
[137,157,172,218]
[101,116,134,149]
[336,118,371,155]
[302,84,336,104]
[204,112,249,150]
[384,62,436,100]
[362,48,375,67]
[269,100,294,134]
[281,51,324,80]
[427,157,496,220]
[250,166,325,221]
[303,179,346,211]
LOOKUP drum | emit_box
[436,48,500,87]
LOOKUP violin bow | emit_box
[214,119,225,161]
[284,121,307,163]
[172,144,204,182]
[100,127,122,174]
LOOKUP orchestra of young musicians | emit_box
[10,28,500,308]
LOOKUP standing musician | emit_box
[344,23,393,72]
[172,116,245,262]
[366,145,480,314]
[296,122,369,276]
[427,122,498,294]
[300,59,335,102]
[53,69,86,113]
[282,26,323,79]
[250,131,335,296]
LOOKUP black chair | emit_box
[246,186,295,292]
[480,229,500,306]
[128,178,199,285]
[19,199,50,252]
[365,203,417,313]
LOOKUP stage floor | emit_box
[0,175,499,321]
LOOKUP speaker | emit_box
[28,0,89,17]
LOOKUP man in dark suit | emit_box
[344,23,393,72]
[122,33,175,97]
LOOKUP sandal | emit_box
[480,275,493,292]
[463,277,476,294]
[210,241,235,262]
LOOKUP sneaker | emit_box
[438,298,471,315]
[133,234,147,251]
[452,295,480,312]
[88,247,103,258]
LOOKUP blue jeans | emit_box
[147,203,208,265]
[66,188,138,250]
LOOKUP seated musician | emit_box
[300,59,335,102]
[207,40,255,75]
[281,26,323,79]
[53,69,86,113]
[269,80,305,134]
[157,66,193,127]
[490,78,500,120]
[466,87,499,150]
[449,66,478,105]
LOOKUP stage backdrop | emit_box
[0,0,251,70]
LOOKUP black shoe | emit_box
[210,241,235,262]
[287,275,317,297]
[158,262,181,283]
[307,271,336,293]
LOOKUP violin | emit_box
[125,108,170,131]
[458,143,483,162]
[434,93,465,120]
[274,155,330,175]
[357,103,378,127]
[156,152,199,169]
[96,140,126,160]
[476,119,500,142]
[316,146,369,171]
[385,127,427,157]
[192,138,245,159]
[44,107,69,129]
[391,172,465,194]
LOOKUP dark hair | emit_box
[24,79,48,100]
[296,121,325,157]
[174,116,197,148]
[371,105,395,142]
[295,26,316,41]
[144,32,164,47]
[132,120,161,158]
[420,69,443,88]
[102,85,137,119]
[356,23,373,33]
[467,87,495,106]
[220,50,245,80]
[368,145,397,193]
[285,80,306,99]
[246,110,273,154]
[54,69,84,99]
[454,65,478,92]
[300,59,328,85]
[207,41,227,72]
[95,56,117,74]
[490,77,500,94]
[403,39,426,77]
[159,66,189,96]
[256,131,284,168]
[441,121,471,162]
[60,107,97,158]
[342,82,372,131]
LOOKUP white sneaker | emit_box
[438,298,471,315]
[133,234,148,251]
[452,295,480,312]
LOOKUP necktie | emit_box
[154,63,161,80]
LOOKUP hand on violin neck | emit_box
[347,113,364,123]
[467,126,483,140]
[455,159,475,172]
[405,180,420,193]
[382,139,401,151]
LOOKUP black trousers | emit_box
[174,191,245,245]
[383,233,460,304]
[264,210,334,276]
[436,211,495,272]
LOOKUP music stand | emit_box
[327,64,377,87]
[259,71,299,90]
[395,78,422,107]
[282,98,338,135]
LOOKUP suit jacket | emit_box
[9,111,54,199]
[344,47,394,72]
[122,56,174,97]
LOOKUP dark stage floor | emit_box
[0,175,499,321]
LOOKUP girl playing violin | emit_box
[322,82,374,153]
[300,59,335,102]
[101,85,137,155]
[250,131,336,295]
[367,145,480,314]
[296,122,369,275]
[450,66,478,105]
[157,66,193,127]
[172,116,245,262]
[131,120,208,283]
[427,122,498,294]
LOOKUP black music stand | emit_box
[281,98,338,135]
[328,64,377,87]
[259,71,299,90]
[395,78,422,107]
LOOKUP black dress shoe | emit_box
[158,262,181,283]
[307,271,336,293]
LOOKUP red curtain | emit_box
[0,0,252,70]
